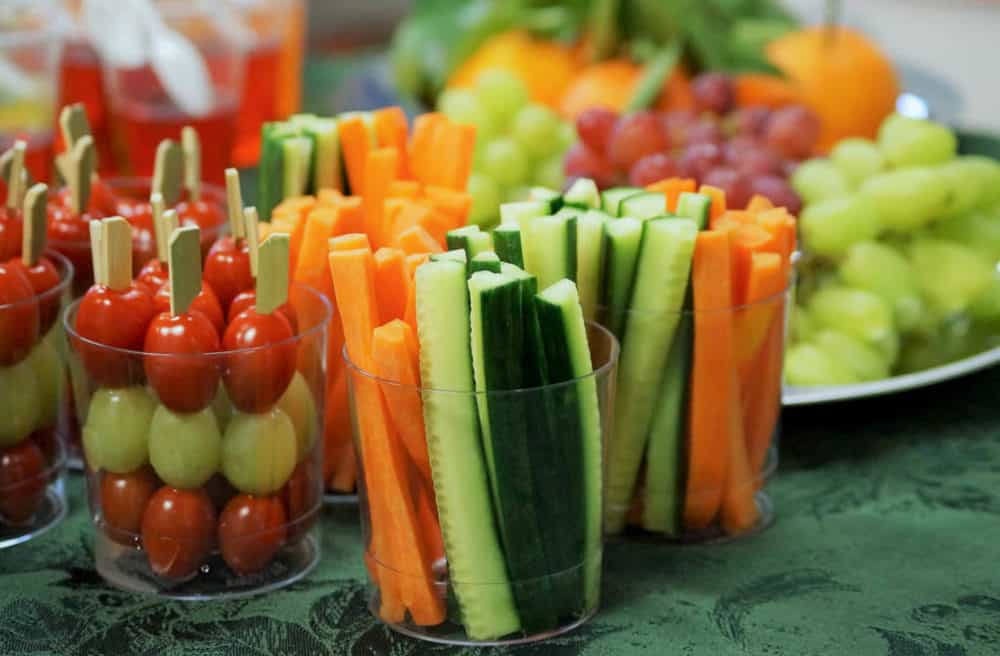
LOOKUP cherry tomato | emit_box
[30,427,60,468]
[55,178,118,216]
[100,466,159,544]
[141,486,216,580]
[0,261,39,366]
[202,237,252,311]
[282,458,320,542]
[176,199,225,232]
[46,205,103,293]
[135,259,168,297]
[152,280,225,336]
[227,290,299,334]
[73,283,155,387]
[0,440,47,525]
[222,308,296,413]
[218,494,287,576]
[126,204,156,272]
[0,208,22,261]
[7,256,61,335]
[204,473,237,512]
[143,310,221,412]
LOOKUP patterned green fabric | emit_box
[2,363,999,655]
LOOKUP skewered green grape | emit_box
[222,407,297,496]
[82,386,155,473]
[0,360,41,447]
[148,405,221,489]
[276,372,318,462]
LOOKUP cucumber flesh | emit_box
[601,187,643,216]
[605,218,697,534]
[576,210,609,321]
[446,226,493,260]
[675,192,711,230]
[528,214,576,290]
[430,249,467,264]
[554,206,582,220]
[601,218,643,339]
[259,121,301,220]
[493,224,524,269]
[500,201,549,280]
[529,186,563,213]
[301,116,341,192]
[563,178,600,209]
[620,191,668,221]
[470,251,502,274]
[282,136,314,199]
[415,260,520,639]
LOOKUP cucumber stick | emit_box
[601,187,642,216]
[675,192,711,229]
[468,270,556,631]
[282,136,313,199]
[500,201,548,279]
[446,226,493,260]
[533,279,604,614]
[493,224,524,268]
[430,249,467,263]
[528,214,576,290]
[292,114,340,191]
[563,178,600,209]
[620,191,667,220]
[470,251,502,274]
[602,218,643,339]
[259,121,300,220]
[414,260,519,639]
[576,210,609,321]
[605,218,697,534]
[529,186,562,213]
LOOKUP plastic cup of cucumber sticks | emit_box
[65,217,329,598]
[335,242,619,645]
[497,176,796,541]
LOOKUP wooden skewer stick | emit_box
[102,217,133,292]
[243,206,260,278]
[151,192,167,263]
[58,103,95,182]
[89,219,106,287]
[5,141,26,211]
[21,183,48,267]
[256,232,289,315]
[168,225,202,316]
[152,139,183,207]
[182,126,201,203]
[69,136,96,216]
[224,168,246,241]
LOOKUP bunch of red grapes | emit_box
[564,73,819,214]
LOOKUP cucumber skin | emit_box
[601,219,643,340]
[415,261,520,640]
[469,255,502,275]
[576,211,608,322]
[259,123,286,221]
[494,228,525,269]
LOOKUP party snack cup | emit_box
[65,283,329,598]
[601,289,787,542]
[345,323,618,646]
[0,251,73,549]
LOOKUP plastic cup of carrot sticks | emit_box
[334,237,619,645]
[65,214,329,598]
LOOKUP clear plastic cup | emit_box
[0,251,73,549]
[102,0,245,184]
[345,322,618,645]
[600,290,787,542]
[0,2,62,185]
[64,283,329,598]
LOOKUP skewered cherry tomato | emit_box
[204,473,237,512]
[282,458,320,542]
[143,310,221,412]
[0,261,39,366]
[227,290,298,334]
[202,237,252,311]
[126,204,156,271]
[7,256,61,335]
[141,486,216,579]
[46,204,104,293]
[0,440,47,525]
[0,209,21,261]
[135,258,168,297]
[218,495,287,576]
[222,308,295,412]
[55,178,118,216]
[30,428,60,468]
[73,283,155,387]
[176,199,225,233]
[100,465,159,544]
[152,280,225,336]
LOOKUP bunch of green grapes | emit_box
[786,114,1000,385]
[437,69,575,227]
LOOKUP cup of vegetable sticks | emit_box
[66,215,329,598]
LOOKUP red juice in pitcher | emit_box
[57,40,116,174]
[233,40,280,167]
[0,131,53,186]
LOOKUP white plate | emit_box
[782,344,1000,406]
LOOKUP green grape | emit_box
[466,172,501,227]
[474,69,529,130]
[222,407,297,496]
[968,273,1000,321]
[860,167,948,232]
[148,405,221,489]
[511,104,561,159]
[807,285,895,346]
[784,343,859,386]
[791,159,849,204]
[789,304,816,343]
[534,155,565,191]
[437,88,496,140]
[830,138,884,188]
[961,156,1000,207]
[799,194,880,257]
[0,360,41,447]
[877,113,957,168]
[556,121,576,152]
[276,372,318,462]
[813,330,890,382]
[503,185,531,203]
[929,209,1000,263]
[839,241,924,331]
[896,335,948,374]
[25,339,63,429]
[935,159,986,219]
[82,386,155,473]
[211,383,234,433]
[909,238,994,316]
[481,137,530,189]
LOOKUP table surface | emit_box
[3,54,1000,656]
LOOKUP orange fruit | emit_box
[766,27,899,152]
[559,59,642,120]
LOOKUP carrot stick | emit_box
[395,225,444,255]
[684,230,734,530]
[271,196,316,268]
[726,224,774,306]
[755,208,797,276]
[435,122,476,191]
[294,208,337,297]
[746,194,774,213]
[362,147,399,248]
[338,115,374,193]
[423,185,472,228]
[414,478,445,565]
[720,374,759,535]
[389,202,429,239]
[417,208,453,246]
[329,232,370,253]
[388,179,421,199]
[317,188,343,206]
[745,310,784,477]
[698,184,726,222]
[646,177,696,212]
[714,209,755,228]
[374,106,410,178]
[332,196,364,236]
[374,248,409,323]
[408,113,445,186]
[404,253,429,337]
[325,368,356,491]
[734,252,785,371]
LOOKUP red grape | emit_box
[563,143,619,189]
[679,143,724,181]
[686,117,724,146]
[702,167,753,209]
[628,153,680,187]
[750,175,803,214]
[608,111,669,171]
[575,108,618,155]
[661,110,697,148]
[764,105,820,159]
[726,106,771,137]
[692,73,735,114]
[736,148,785,177]
[723,135,761,165]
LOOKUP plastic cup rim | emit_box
[0,250,74,312]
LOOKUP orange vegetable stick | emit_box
[395,225,444,255]
[698,184,726,223]
[328,246,444,626]
[390,202,430,237]
[404,253,429,337]
[294,208,337,297]
[333,196,365,236]
[647,177,696,212]
[715,209,755,227]
[409,113,445,186]
[746,194,774,213]
[744,311,784,476]
[388,179,421,199]
[374,248,409,323]
[271,196,316,268]
[325,368,356,491]
[317,188,343,206]
[727,223,774,306]
[338,114,374,193]
[329,232,370,253]
[434,122,476,191]
[417,208,453,246]
[424,185,473,228]
[685,230,734,531]
[735,252,786,379]
[374,106,410,178]
[383,198,408,237]
[720,375,759,535]
[362,148,399,248]
[414,478,445,565]
[756,208,797,275]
